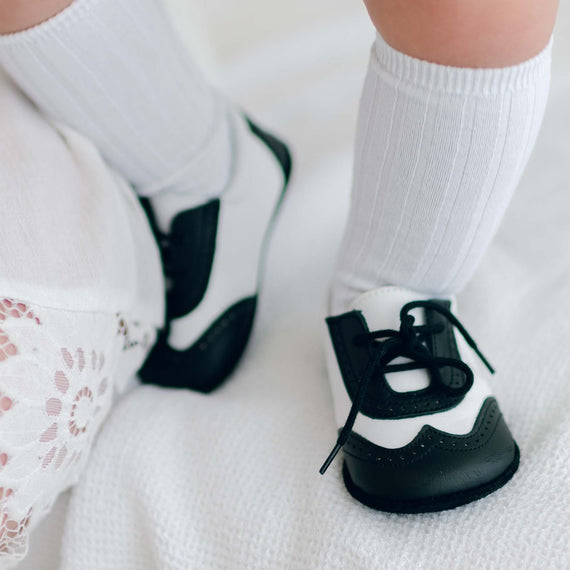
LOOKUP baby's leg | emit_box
[0,0,73,33]
[332,0,558,311]
[320,0,559,510]
[0,0,232,202]
[0,73,162,564]
[365,0,558,67]
[0,0,292,392]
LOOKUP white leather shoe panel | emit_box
[351,287,433,394]
[151,189,215,234]
[325,286,493,449]
[351,286,431,329]
[168,114,285,350]
[385,363,430,393]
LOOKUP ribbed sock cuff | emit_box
[372,32,553,96]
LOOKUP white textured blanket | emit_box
[20,3,570,569]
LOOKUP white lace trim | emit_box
[0,297,155,561]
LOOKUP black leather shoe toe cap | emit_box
[139,297,257,393]
[342,397,519,513]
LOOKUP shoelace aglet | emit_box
[462,332,494,374]
[472,344,495,374]
[319,442,342,475]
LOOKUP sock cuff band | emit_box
[372,31,553,97]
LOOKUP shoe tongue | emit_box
[350,286,433,393]
[349,286,431,332]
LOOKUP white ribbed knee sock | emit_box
[331,33,552,314]
[0,0,232,200]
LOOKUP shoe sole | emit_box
[342,443,520,514]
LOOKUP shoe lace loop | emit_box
[319,300,494,475]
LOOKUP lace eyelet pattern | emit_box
[0,298,156,562]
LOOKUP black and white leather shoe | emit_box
[320,286,519,513]
[139,113,291,392]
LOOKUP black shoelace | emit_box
[319,300,495,475]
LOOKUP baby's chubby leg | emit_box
[0,73,163,563]
[364,0,558,68]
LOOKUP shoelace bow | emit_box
[319,300,495,475]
